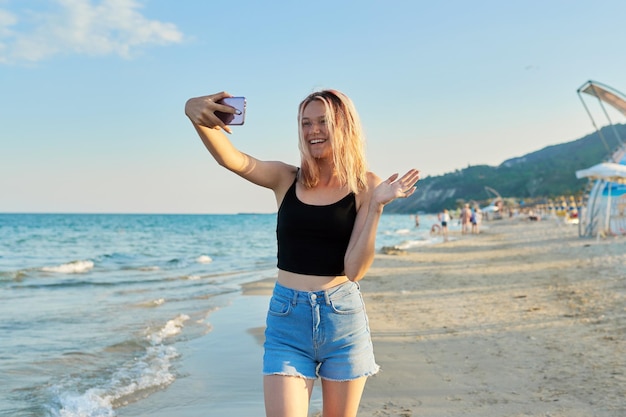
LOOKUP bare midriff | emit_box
[277,269,350,291]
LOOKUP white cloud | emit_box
[0,9,16,62]
[0,0,183,64]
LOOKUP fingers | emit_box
[400,168,420,183]
[402,187,417,198]
[395,169,420,199]
[386,173,399,183]
[385,170,420,188]
[373,169,419,205]
[394,169,420,188]
[186,91,236,133]
[211,91,231,101]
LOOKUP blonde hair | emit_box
[297,90,368,193]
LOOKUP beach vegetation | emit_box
[386,124,626,214]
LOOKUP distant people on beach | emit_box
[527,209,541,221]
[437,208,450,242]
[460,204,472,234]
[185,89,419,417]
[414,214,420,228]
[471,207,482,234]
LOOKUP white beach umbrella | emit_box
[576,162,626,236]
[575,162,626,182]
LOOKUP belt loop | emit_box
[323,289,330,305]
[291,290,298,306]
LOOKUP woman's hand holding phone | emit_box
[185,91,246,134]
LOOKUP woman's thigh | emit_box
[321,377,368,417]
[264,375,314,417]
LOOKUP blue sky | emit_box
[1,0,625,214]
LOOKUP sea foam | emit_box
[196,255,213,264]
[149,314,190,345]
[50,315,187,417]
[42,260,94,274]
[51,344,179,417]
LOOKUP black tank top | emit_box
[276,176,357,276]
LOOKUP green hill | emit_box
[385,124,626,214]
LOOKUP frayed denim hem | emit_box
[263,364,381,382]
[263,371,318,380]
[319,364,381,382]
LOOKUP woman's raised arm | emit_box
[344,169,420,281]
[185,91,295,191]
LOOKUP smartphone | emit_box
[215,97,246,125]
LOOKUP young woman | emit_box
[185,89,419,417]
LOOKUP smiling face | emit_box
[296,89,368,191]
[301,99,331,159]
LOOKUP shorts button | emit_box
[311,293,317,301]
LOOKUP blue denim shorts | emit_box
[263,280,380,381]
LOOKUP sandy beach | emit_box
[356,218,626,417]
[120,217,625,416]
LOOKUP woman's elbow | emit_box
[346,272,366,282]
[344,260,373,282]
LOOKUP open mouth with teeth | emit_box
[309,139,326,144]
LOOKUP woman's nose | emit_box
[311,121,322,132]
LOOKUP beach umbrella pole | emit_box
[605,181,612,235]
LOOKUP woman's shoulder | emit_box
[365,171,382,189]
[275,162,299,188]
[352,171,380,209]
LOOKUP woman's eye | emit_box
[302,121,311,127]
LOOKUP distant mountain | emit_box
[385,124,626,214]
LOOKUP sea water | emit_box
[0,212,441,417]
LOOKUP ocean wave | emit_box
[136,298,165,308]
[0,269,28,282]
[48,314,189,417]
[49,344,179,417]
[147,314,190,345]
[394,238,438,250]
[137,266,160,271]
[196,255,213,264]
[41,260,94,274]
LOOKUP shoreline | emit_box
[119,217,625,416]
[117,294,270,417]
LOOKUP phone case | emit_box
[216,97,246,125]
